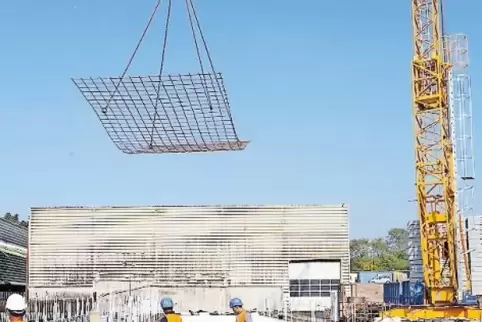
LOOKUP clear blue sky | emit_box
[1,0,480,238]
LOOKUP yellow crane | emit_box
[380,1,482,319]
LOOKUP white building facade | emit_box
[28,205,349,311]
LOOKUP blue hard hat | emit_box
[160,297,174,309]
[229,297,243,308]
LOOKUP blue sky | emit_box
[0,0,480,238]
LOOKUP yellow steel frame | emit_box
[411,0,456,304]
[382,0,482,318]
[380,306,482,320]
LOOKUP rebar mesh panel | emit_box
[72,73,248,154]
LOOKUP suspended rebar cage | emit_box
[72,0,248,154]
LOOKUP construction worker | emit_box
[159,297,181,322]
[5,294,27,322]
[229,298,252,322]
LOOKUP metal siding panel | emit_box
[467,215,482,295]
[288,261,340,280]
[29,205,350,294]
[407,221,423,283]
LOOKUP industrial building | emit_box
[0,215,28,289]
[28,205,349,312]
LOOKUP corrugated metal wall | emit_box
[29,205,349,293]
[467,215,482,295]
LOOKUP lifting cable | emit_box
[72,0,248,154]
[103,0,222,114]
[101,0,163,114]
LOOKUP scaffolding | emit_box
[72,0,248,154]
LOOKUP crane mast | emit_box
[379,2,482,318]
[411,0,457,304]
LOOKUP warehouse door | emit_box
[288,259,340,311]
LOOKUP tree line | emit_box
[350,228,409,271]
[3,212,28,227]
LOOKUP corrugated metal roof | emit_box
[0,241,26,258]
[29,205,349,290]
[0,218,28,248]
[0,218,28,286]
[0,251,26,285]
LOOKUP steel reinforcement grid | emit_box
[72,73,248,154]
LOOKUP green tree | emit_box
[3,212,27,227]
[350,228,409,271]
[386,228,409,252]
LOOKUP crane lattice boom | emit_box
[379,2,482,318]
[411,0,457,304]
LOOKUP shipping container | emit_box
[384,281,424,306]
[462,292,478,305]
[401,280,410,304]
[383,282,401,304]
[401,280,424,305]
[409,281,424,305]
